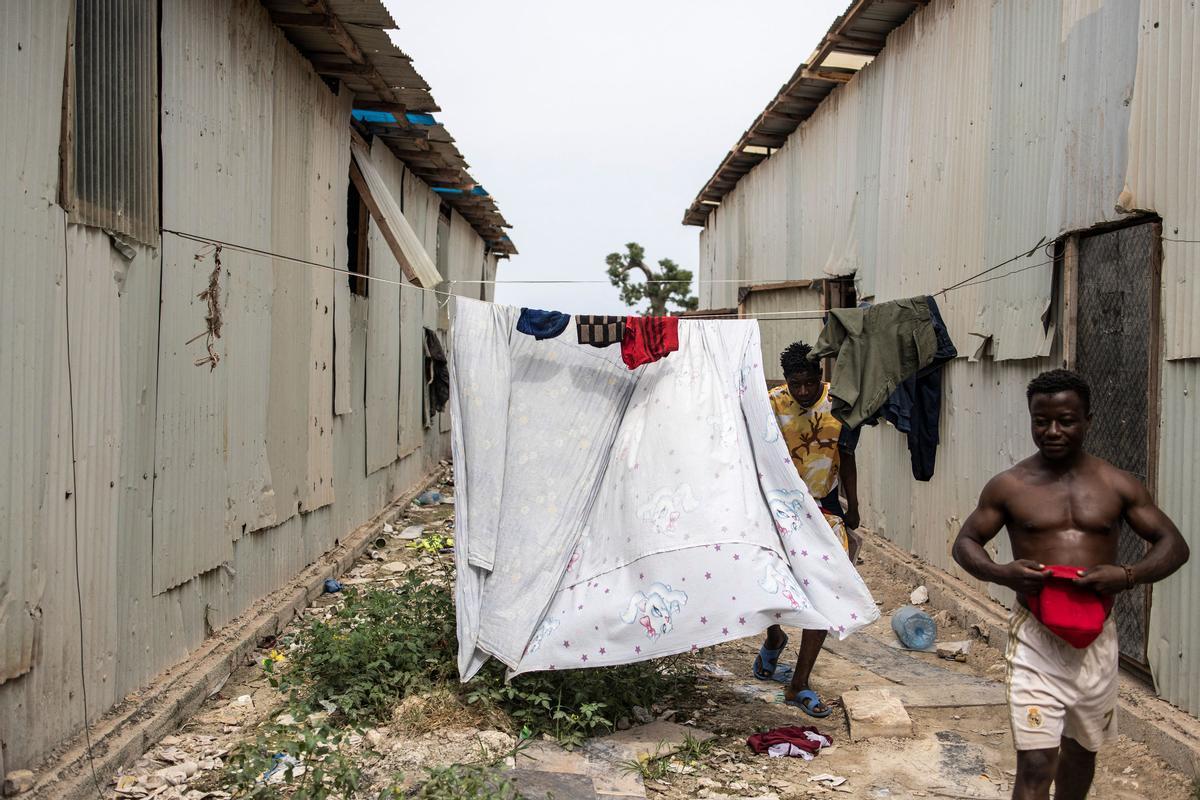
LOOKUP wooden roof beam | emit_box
[799,68,855,83]
[810,0,879,68]
[298,0,407,110]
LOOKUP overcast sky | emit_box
[383,1,847,314]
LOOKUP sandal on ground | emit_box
[784,689,833,718]
[752,634,789,680]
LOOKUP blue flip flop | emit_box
[784,689,833,718]
[752,634,789,681]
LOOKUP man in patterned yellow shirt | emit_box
[752,340,860,717]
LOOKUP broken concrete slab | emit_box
[841,688,914,741]
[515,740,646,798]
[580,722,712,796]
[825,630,995,689]
[507,769,600,799]
[587,720,714,762]
[890,683,1006,708]
[937,640,972,661]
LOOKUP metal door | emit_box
[1073,221,1161,670]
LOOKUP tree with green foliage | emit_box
[606,242,699,316]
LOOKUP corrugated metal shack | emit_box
[0,0,513,772]
[686,0,1200,717]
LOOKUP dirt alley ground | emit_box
[105,468,1196,800]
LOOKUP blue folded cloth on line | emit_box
[517,308,571,340]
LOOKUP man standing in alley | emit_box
[952,369,1189,800]
[752,341,861,717]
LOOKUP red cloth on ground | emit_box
[1025,564,1115,649]
[746,725,831,756]
[621,316,679,369]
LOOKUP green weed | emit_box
[271,557,700,745]
[619,733,716,785]
[221,724,362,799]
[268,563,458,723]
[676,732,717,764]
[406,531,454,553]
[412,762,522,800]
[466,653,699,747]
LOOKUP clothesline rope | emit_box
[163,229,1200,320]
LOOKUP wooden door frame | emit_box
[1063,217,1163,677]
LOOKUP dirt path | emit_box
[649,556,1191,799]
[104,479,1194,799]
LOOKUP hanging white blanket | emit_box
[449,298,878,679]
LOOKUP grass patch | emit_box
[269,559,700,745]
[269,564,457,723]
[619,733,717,784]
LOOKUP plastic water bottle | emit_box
[415,490,443,506]
[891,605,937,650]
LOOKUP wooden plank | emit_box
[268,10,327,27]
[349,160,419,284]
[300,0,408,109]
[1061,235,1079,369]
[1147,222,1163,496]
[811,0,878,68]
[799,68,855,83]
[310,60,374,76]
[742,279,816,295]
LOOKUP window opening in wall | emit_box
[347,177,371,296]
[62,0,160,245]
[821,277,857,381]
[436,201,452,279]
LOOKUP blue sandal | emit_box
[785,689,833,718]
[752,634,790,681]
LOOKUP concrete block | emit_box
[4,771,35,796]
[841,688,913,741]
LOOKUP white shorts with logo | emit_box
[1005,604,1119,753]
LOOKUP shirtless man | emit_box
[952,369,1189,800]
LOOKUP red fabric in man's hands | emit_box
[1025,564,1115,649]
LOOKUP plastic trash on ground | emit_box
[891,605,936,650]
[323,578,342,593]
[415,490,444,506]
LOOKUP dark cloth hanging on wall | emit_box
[576,315,626,347]
[835,296,957,481]
[887,295,956,480]
[812,296,939,430]
[424,328,450,414]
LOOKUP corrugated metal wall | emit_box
[1123,0,1200,718]
[0,0,495,772]
[698,0,1200,716]
[0,0,73,692]
[699,0,1137,361]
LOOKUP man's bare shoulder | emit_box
[1082,453,1148,498]
[978,463,1029,502]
